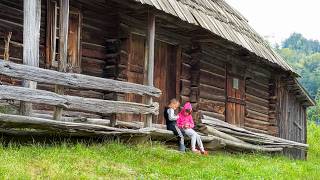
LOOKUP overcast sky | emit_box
[225,0,320,44]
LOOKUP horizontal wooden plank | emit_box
[246,79,269,92]
[199,110,225,121]
[199,98,225,114]
[246,86,269,100]
[246,109,269,122]
[200,60,226,76]
[0,85,159,115]
[0,60,161,97]
[246,101,269,115]
[245,94,269,107]
[200,70,225,89]
[200,83,225,96]
[244,122,269,131]
[0,113,144,135]
[199,90,225,102]
[244,127,268,134]
[245,117,270,126]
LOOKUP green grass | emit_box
[0,123,320,179]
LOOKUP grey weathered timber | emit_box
[54,0,70,120]
[0,60,161,97]
[145,12,155,128]
[20,0,41,116]
[32,113,167,129]
[202,115,308,150]
[0,113,146,135]
[142,128,282,152]
[0,85,159,115]
[202,125,245,143]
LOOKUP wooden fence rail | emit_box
[0,60,161,97]
[0,85,159,115]
[0,59,160,121]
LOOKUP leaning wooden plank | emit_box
[0,85,159,115]
[141,128,282,152]
[0,113,146,135]
[204,120,308,149]
[32,113,167,129]
[213,136,283,152]
[0,60,161,97]
[0,128,127,137]
[196,135,282,152]
[202,115,308,149]
[202,125,245,143]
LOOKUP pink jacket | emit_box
[177,102,195,129]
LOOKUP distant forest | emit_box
[275,33,320,121]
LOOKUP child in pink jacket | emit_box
[177,102,208,155]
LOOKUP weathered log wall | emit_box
[197,52,226,122]
[277,79,307,159]
[0,0,120,118]
[194,47,281,137]
[180,52,192,105]
[115,13,192,124]
[244,68,274,135]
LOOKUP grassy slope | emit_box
[0,123,320,179]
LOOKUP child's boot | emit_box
[179,143,186,152]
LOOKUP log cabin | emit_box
[0,0,315,159]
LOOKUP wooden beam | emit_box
[0,113,144,135]
[144,12,155,128]
[3,32,12,61]
[0,60,161,97]
[54,0,69,120]
[0,85,159,115]
[20,0,41,116]
[32,113,167,129]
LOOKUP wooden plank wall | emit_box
[277,79,307,159]
[180,51,192,106]
[193,48,281,136]
[0,0,119,118]
[244,69,273,135]
[197,53,226,122]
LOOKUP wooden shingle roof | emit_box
[134,0,294,72]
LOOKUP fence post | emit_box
[20,0,41,116]
[53,0,69,120]
[144,12,155,127]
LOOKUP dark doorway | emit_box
[153,41,177,124]
[125,34,146,122]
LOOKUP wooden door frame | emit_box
[225,64,246,127]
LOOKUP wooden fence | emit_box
[0,59,161,136]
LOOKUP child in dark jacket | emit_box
[164,99,186,152]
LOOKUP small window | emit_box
[46,0,81,73]
[67,10,82,73]
[233,78,239,89]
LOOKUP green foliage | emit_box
[308,92,320,122]
[0,105,18,114]
[282,33,320,54]
[276,33,320,122]
[277,47,320,98]
[0,123,320,179]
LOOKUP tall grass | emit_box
[0,122,319,179]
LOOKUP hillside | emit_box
[0,122,319,179]
[276,33,320,121]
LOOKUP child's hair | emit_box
[168,98,179,109]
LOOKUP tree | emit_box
[282,33,320,54]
